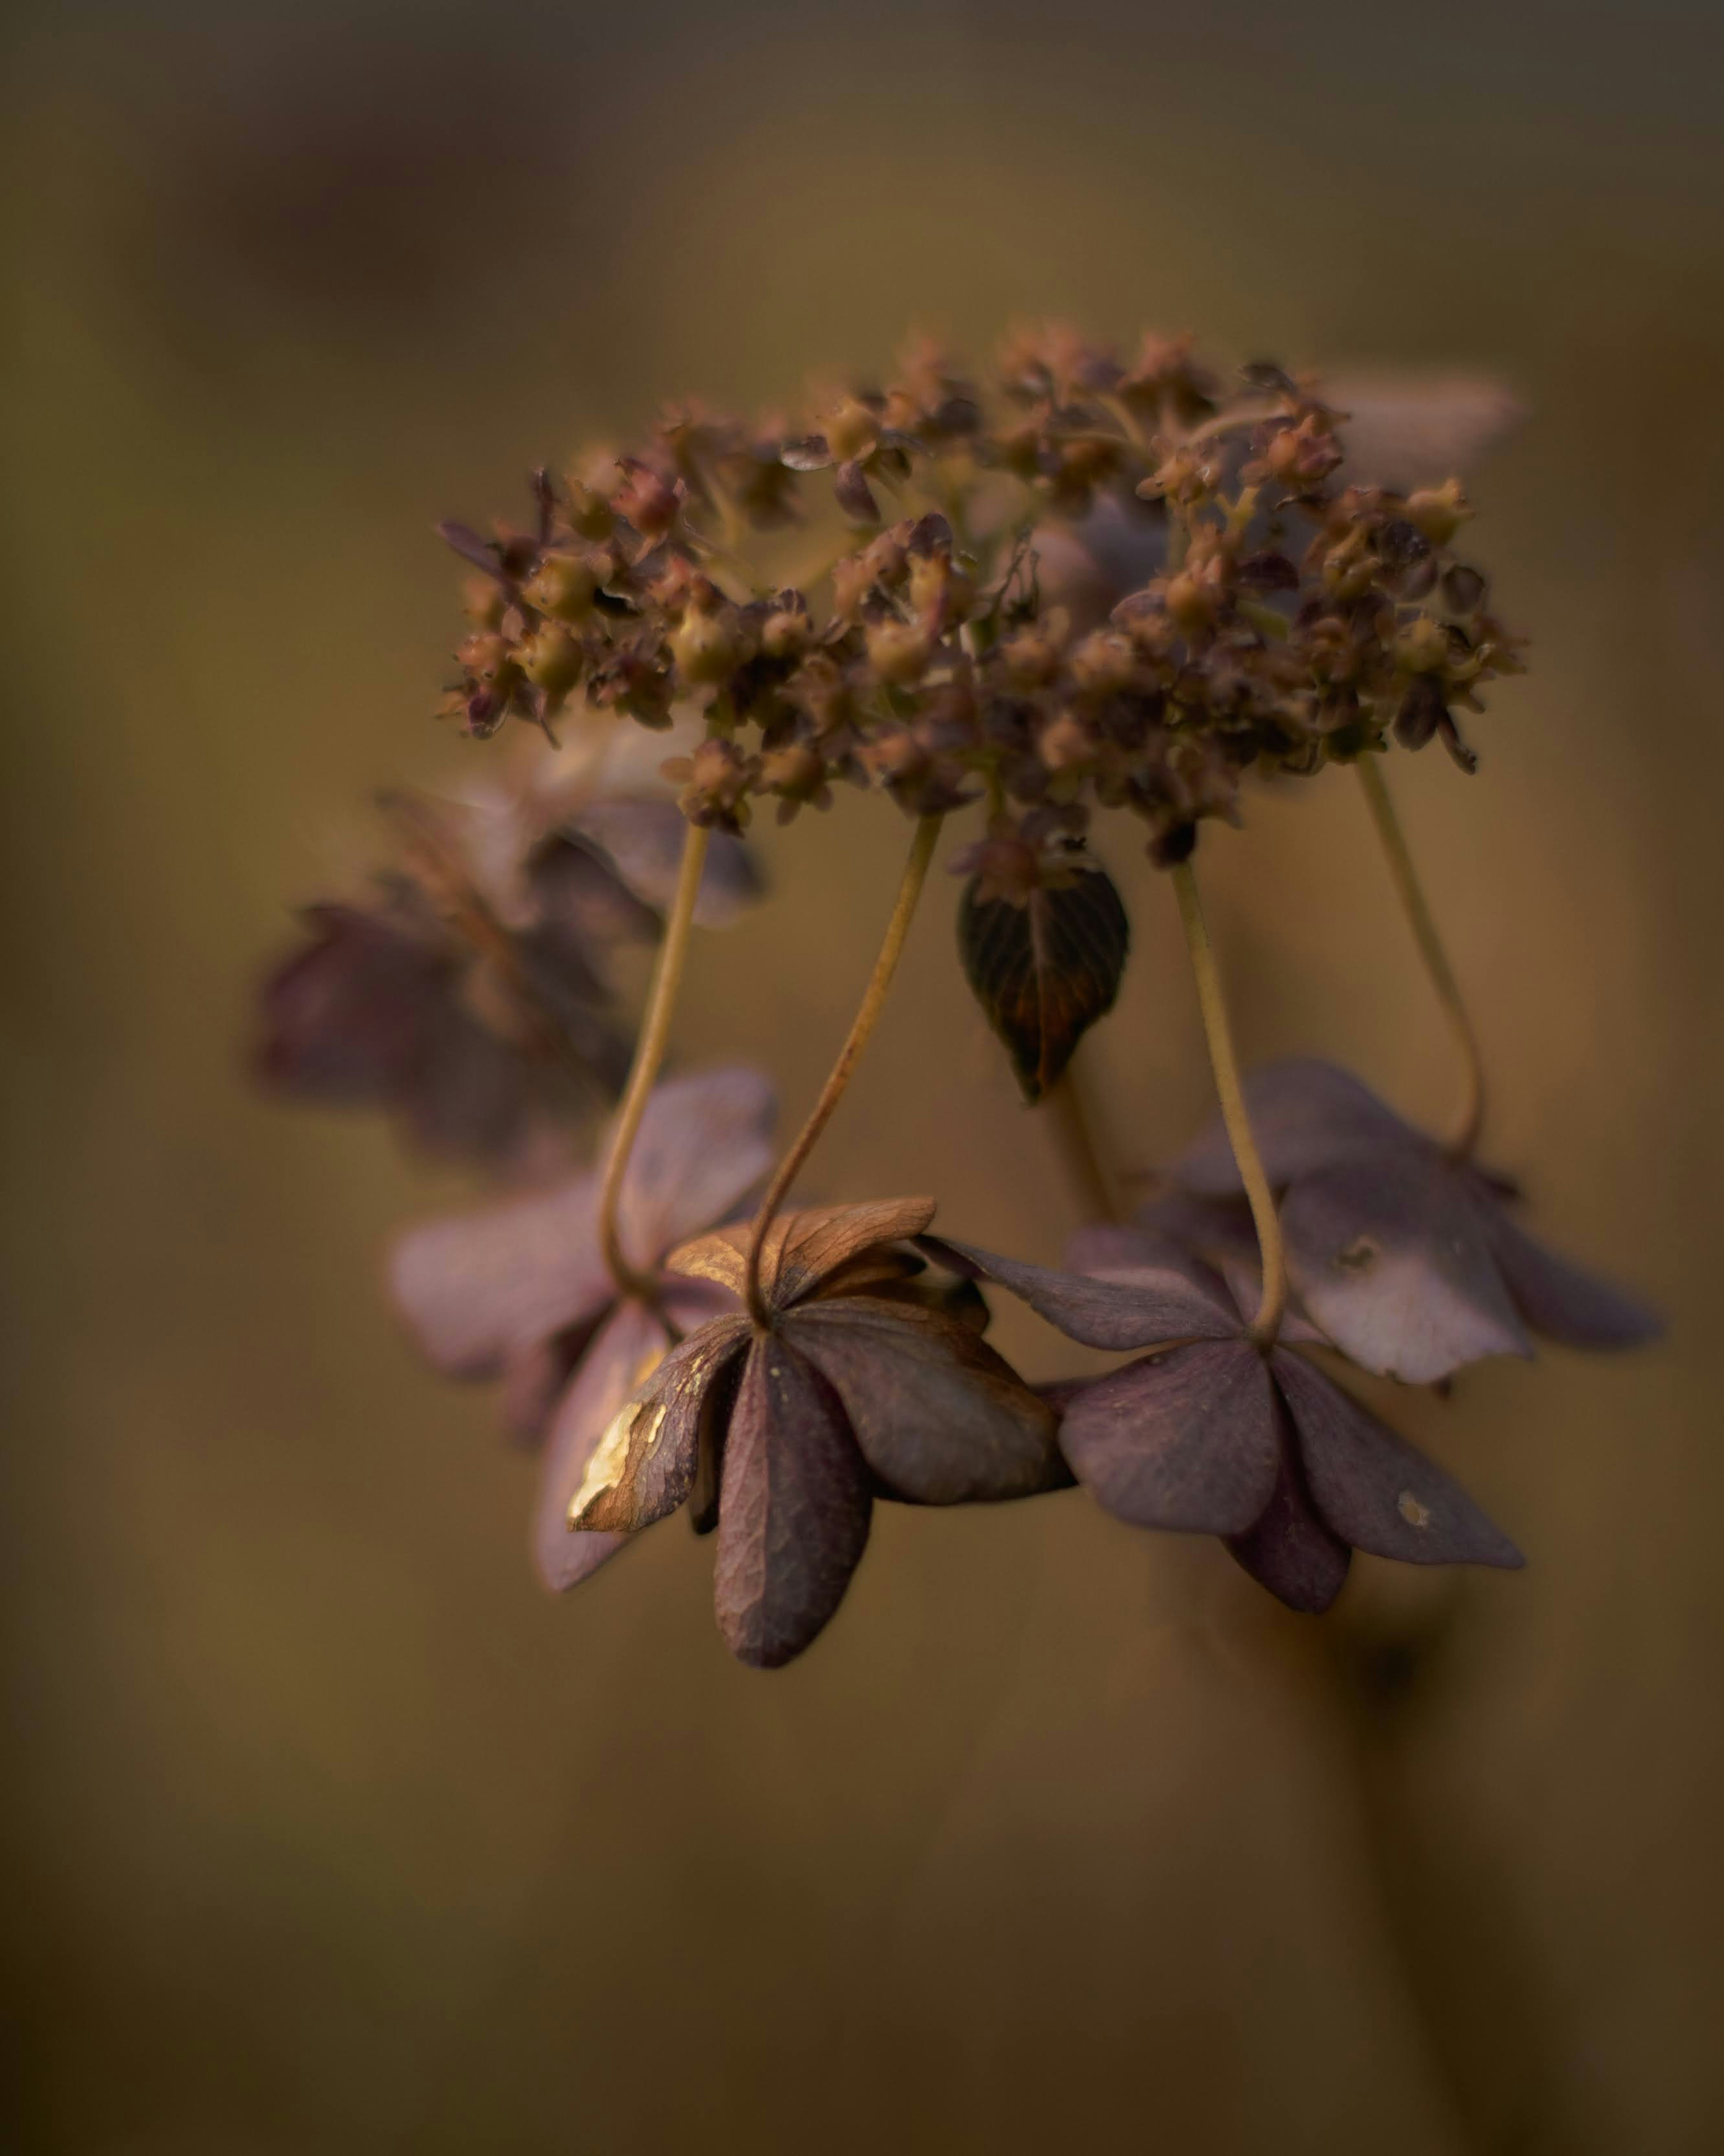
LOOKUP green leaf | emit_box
[958,860,1130,1102]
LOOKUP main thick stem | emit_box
[743,814,944,1329]
[596,822,711,1302]
[1355,757,1485,1159]
[1170,858,1286,1347]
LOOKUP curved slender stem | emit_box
[1171,858,1286,1348]
[1355,757,1485,1160]
[743,814,944,1329]
[597,822,711,1302]
[1045,1065,1117,1225]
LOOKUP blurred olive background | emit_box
[5,1,1724,2150]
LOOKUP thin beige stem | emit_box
[1045,1065,1117,1225]
[1171,858,1286,1347]
[1355,757,1485,1159]
[597,822,711,1302]
[743,814,944,1329]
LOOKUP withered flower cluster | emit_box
[255,326,1658,1672]
[439,328,1519,874]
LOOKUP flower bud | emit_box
[825,396,880,463]
[1406,480,1471,547]
[866,619,934,686]
[761,607,811,660]
[519,624,584,703]
[524,549,602,622]
[1164,570,1218,634]
[1395,614,1451,675]
[1069,630,1138,695]
[671,604,744,687]
[462,576,505,630]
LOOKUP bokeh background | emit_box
[6,2,1724,2149]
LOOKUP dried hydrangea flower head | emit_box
[255,321,1660,1671]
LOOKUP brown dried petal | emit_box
[1271,1349,1524,1570]
[1279,1152,1530,1382]
[1483,1207,1663,1351]
[668,1198,938,1312]
[1056,1340,1281,1533]
[784,1298,1066,1503]
[532,1300,666,1591]
[918,1235,1236,1351]
[713,1336,873,1668]
[570,1315,750,1533]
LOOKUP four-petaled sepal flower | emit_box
[919,1232,1523,1614]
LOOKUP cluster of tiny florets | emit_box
[442,328,1522,866]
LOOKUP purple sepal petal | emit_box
[1280,1152,1530,1382]
[1271,1349,1524,1570]
[1174,1060,1421,1193]
[1484,1208,1663,1351]
[919,1235,1237,1351]
[1055,1340,1281,1534]
[1225,1445,1351,1613]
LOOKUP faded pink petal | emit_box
[1280,1153,1530,1382]
[389,1174,611,1380]
[610,1066,775,1277]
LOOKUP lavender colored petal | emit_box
[1056,1340,1281,1533]
[532,1300,666,1591]
[1280,1153,1530,1382]
[1173,1060,1425,1195]
[785,1299,1066,1503]
[1225,1444,1352,1614]
[1272,1349,1524,1570]
[611,1066,776,1275]
[1483,1207,1663,1351]
[498,1306,609,1447]
[714,1336,873,1669]
[388,1174,612,1381]
[570,1314,751,1534]
[918,1235,1236,1351]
